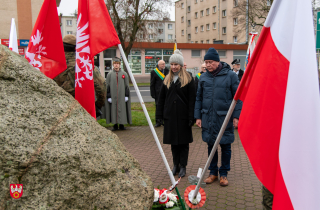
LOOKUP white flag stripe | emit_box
[9,18,18,53]
[269,0,320,209]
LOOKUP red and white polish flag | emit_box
[9,18,18,53]
[75,0,120,118]
[235,0,320,209]
[25,0,66,79]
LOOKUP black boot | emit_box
[172,165,180,176]
[112,124,118,131]
[119,124,126,130]
[178,167,186,178]
[155,119,162,127]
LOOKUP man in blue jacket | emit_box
[194,48,242,186]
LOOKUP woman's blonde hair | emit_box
[163,65,192,89]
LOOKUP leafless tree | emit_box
[232,0,319,42]
[231,0,272,42]
[106,0,171,66]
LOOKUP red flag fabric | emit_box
[25,0,66,79]
[234,0,320,209]
[75,0,120,118]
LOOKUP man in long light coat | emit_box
[104,57,132,131]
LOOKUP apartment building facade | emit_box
[138,19,176,43]
[60,16,77,37]
[175,0,245,44]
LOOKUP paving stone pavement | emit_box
[111,126,263,210]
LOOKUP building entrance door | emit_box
[104,59,112,78]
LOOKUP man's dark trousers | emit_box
[208,143,231,177]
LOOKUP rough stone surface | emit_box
[0,45,153,210]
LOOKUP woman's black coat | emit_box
[156,77,196,145]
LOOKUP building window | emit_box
[222,27,227,34]
[188,20,191,26]
[148,23,153,29]
[181,3,184,8]
[181,16,184,22]
[195,12,198,18]
[206,8,210,15]
[195,41,198,43]
[201,40,204,44]
[206,40,210,43]
[158,39,163,42]
[149,34,154,39]
[188,6,191,12]
[168,34,173,40]
[213,22,216,29]
[145,50,162,73]
[200,10,204,17]
[206,24,210,30]
[201,25,204,31]
[233,36,238,43]
[140,34,143,39]
[233,18,238,25]
[191,50,201,57]
[66,20,72,26]
[158,29,163,34]
[213,6,216,13]
[218,50,226,57]
[168,24,173,29]
[234,0,238,7]
[195,27,198,33]
[195,0,198,3]
[127,50,141,74]
[182,30,184,35]
[67,31,73,34]
[222,10,226,17]
[188,34,191,39]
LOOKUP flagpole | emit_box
[117,44,176,185]
[191,99,238,201]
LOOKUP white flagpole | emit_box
[117,44,176,185]
[191,99,238,201]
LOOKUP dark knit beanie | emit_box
[204,47,220,62]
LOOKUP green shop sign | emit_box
[145,50,162,55]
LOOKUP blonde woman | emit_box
[156,50,196,178]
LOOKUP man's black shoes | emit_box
[112,124,118,131]
[178,167,186,178]
[172,165,180,175]
[155,119,163,127]
[119,124,126,130]
[155,123,162,127]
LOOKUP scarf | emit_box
[210,63,222,77]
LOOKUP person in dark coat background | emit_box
[231,59,244,82]
[150,60,169,127]
[157,50,196,178]
[195,48,242,186]
[195,63,206,94]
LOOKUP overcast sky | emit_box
[57,0,176,21]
